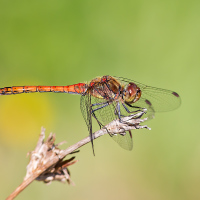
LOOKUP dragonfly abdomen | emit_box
[0,83,87,95]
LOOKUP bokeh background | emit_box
[0,0,200,199]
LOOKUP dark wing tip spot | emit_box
[145,99,152,106]
[172,92,180,97]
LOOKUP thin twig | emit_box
[6,110,150,200]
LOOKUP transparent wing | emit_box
[111,130,133,151]
[91,96,134,150]
[91,96,117,126]
[123,97,155,120]
[80,94,95,155]
[116,76,181,112]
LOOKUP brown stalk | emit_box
[6,110,150,200]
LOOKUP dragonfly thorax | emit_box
[88,76,142,104]
[88,76,122,100]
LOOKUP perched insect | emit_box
[0,75,181,154]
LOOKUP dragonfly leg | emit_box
[91,102,109,107]
[91,111,102,129]
[122,102,144,113]
[115,102,132,128]
[91,101,110,112]
[118,102,146,126]
[91,102,110,128]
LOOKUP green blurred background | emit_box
[0,0,199,199]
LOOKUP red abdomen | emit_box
[0,83,87,95]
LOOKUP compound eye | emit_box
[124,82,141,103]
[124,83,137,103]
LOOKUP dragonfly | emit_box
[0,75,181,154]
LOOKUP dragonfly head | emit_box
[123,82,141,104]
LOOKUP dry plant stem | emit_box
[6,110,150,200]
